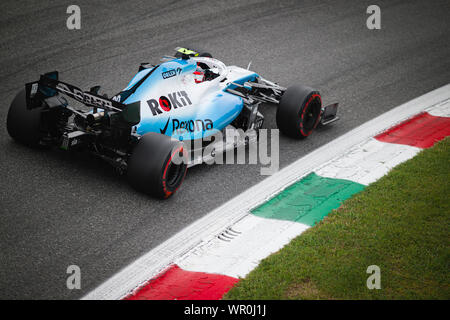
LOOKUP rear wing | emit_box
[25,71,140,125]
[26,71,125,111]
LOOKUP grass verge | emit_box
[224,138,449,299]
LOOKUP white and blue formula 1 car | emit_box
[6,47,339,198]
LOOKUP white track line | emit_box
[315,138,421,185]
[427,98,450,117]
[83,84,450,300]
[177,215,310,278]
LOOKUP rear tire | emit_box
[127,133,187,199]
[276,85,322,139]
[7,89,44,146]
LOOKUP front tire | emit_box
[276,85,322,139]
[127,133,187,199]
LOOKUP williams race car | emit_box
[6,47,339,198]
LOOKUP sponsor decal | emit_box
[56,82,115,109]
[160,117,171,135]
[147,90,192,116]
[172,118,213,134]
[162,69,176,79]
[30,83,38,96]
[161,67,183,79]
[159,96,171,112]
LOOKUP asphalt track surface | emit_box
[0,0,449,299]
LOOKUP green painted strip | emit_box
[251,173,365,226]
